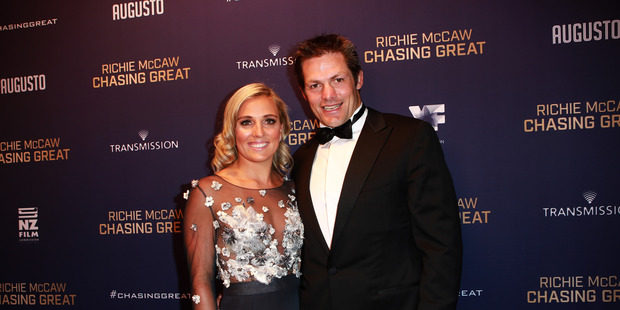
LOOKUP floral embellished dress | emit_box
[184,174,303,310]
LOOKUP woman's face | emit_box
[234,95,283,166]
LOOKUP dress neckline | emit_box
[212,174,285,190]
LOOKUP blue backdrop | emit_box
[1,0,619,309]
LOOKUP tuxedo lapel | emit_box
[331,109,390,247]
[295,140,331,254]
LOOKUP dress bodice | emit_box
[184,175,303,288]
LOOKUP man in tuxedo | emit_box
[292,34,462,310]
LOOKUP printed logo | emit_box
[583,191,597,204]
[552,19,620,44]
[109,289,191,300]
[364,29,486,63]
[113,0,165,21]
[409,104,446,131]
[459,289,484,297]
[236,44,294,70]
[1,74,46,95]
[287,119,319,146]
[522,100,620,133]
[268,45,281,56]
[93,56,191,88]
[99,209,183,235]
[109,130,179,153]
[0,138,70,165]
[527,275,620,304]
[543,190,620,217]
[0,282,77,306]
[0,19,58,32]
[458,197,490,224]
[18,207,39,242]
[138,130,149,141]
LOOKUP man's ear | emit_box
[356,70,364,90]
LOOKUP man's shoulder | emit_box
[367,107,427,129]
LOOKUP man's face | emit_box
[301,52,363,128]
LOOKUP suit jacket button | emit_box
[329,267,337,274]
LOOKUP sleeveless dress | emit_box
[184,175,304,310]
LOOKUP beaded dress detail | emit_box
[184,175,303,288]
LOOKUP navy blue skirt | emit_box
[220,274,299,310]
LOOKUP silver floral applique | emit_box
[205,196,214,207]
[190,223,198,231]
[282,205,304,277]
[192,294,200,304]
[221,202,232,211]
[215,204,285,286]
[210,181,304,288]
[211,181,222,191]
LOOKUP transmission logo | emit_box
[236,44,294,70]
[409,104,446,131]
[19,207,39,242]
[543,190,620,217]
[268,45,281,56]
[582,191,597,204]
[109,130,179,153]
[138,130,149,141]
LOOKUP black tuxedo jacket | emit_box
[292,108,462,310]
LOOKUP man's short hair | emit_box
[293,34,362,88]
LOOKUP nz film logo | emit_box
[409,104,446,131]
[18,207,39,241]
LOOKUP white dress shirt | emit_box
[309,105,368,248]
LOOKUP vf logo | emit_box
[409,104,446,131]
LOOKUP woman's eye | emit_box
[240,120,252,126]
[265,118,277,125]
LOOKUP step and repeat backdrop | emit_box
[1,0,619,309]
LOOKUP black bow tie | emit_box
[315,105,366,144]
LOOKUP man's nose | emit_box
[322,84,336,100]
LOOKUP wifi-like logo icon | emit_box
[138,130,149,141]
[268,45,281,56]
[582,191,597,205]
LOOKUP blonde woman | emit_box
[184,83,303,310]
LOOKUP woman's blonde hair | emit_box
[211,83,292,176]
